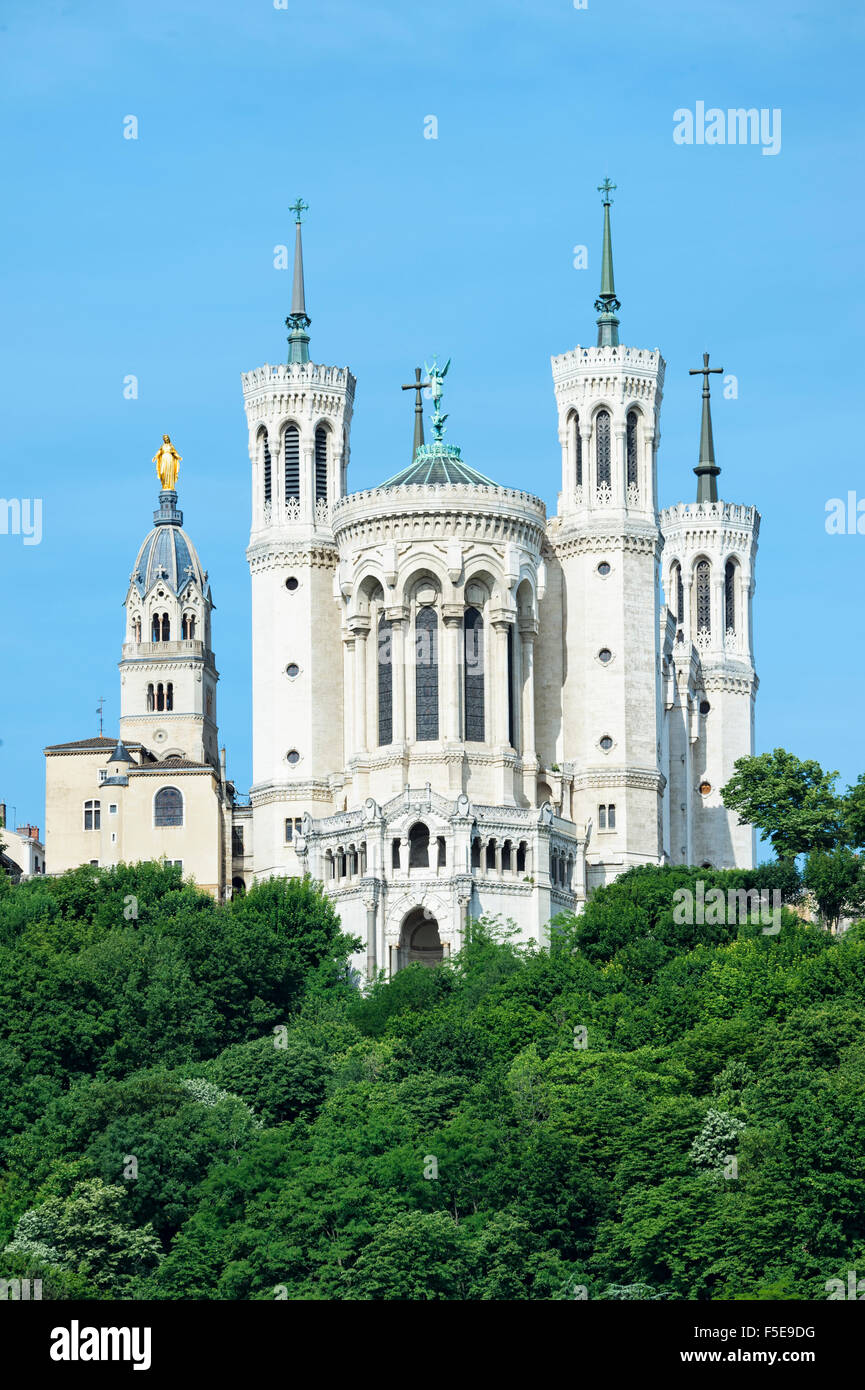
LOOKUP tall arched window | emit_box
[377,612,392,746]
[154,786,183,827]
[151,614,160,642]
[696,559,711,636]
[156,682,165,711]
[570,410,582,488]
[83,799,100,830]
[415,606,439,741]
[408,822,430,868]
[161,613,170,642]
[464,607,485,742]
[725,561,736,633]
[181,613,196,639]
[626,409,639,489]
[284,424,300,503]
[670,562,684,623]
[314,426,328,503]
[259,428,271,506]
[595,409,611,490]
[146,683,154,712]
[165,682,174,711]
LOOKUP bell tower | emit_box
[243,200,356,877]
[546,181,666,886]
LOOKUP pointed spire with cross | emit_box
[594,178,621,347]
[689,351,724,502]
[286,197,311,364]
[401,366,431,461]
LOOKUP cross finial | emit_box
[402,366,431,461]
[598,177,616,204]
[289,197,308,224]
[688,351,724,396]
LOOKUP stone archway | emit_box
[399,906,443,968]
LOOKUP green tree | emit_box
[803,848,865,931]
[721,749,843,860]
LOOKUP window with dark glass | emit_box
[84,799,100,831]
[696,559,711,634]
[626,409,638,488]
[725,561,736,633]
[595,409,611,488]
[464,607,484,742]
[415,606,439,741]
[154,786,183,827]
[314,426,328,503]
[260,428,271,504]
[378,612,392,746]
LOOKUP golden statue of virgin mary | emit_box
[153,434,182,490]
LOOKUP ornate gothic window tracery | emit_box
[626,409,639,489]
[725,561,736,633]
[259,428,271,505]
[595,409,611,495]
[696,559,711,635]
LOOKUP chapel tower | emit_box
[243,201,356,876]
[120,439,219,768]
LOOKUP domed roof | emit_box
[379,443,496,489]
[130,492,208,598]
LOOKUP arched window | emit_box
[725,561,736,633]
[408,822,430,868]
[165,682,173,711]
[161,613,170,642]
[284,424,300,503]
[181,613,196,639]
[132,615,141,642]
[464,607,485,742]
[314,426,328,503]
[259,428,271,505]
[154,786,183,827]
[146,683,154,712]
[377,612,392,746]
[83,799,100,830]
[156,682,164,711]
[151,614,160,642]
[415,606,439,741]
[570,410,582,489]
[696,560,711,635]
[626,409,639,489]
[516,841,527,873]
[595,409,611,490]
[673,562,684,624]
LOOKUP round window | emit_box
[597,562,611,577]
[700,700,711,715]
[287,749,300,765]
[598,648,612,664]
[285,576,299,592]
[286,663,300,679]
[599,735,613,751]
[699,781,712,796]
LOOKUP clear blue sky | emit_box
[1,0,863,833]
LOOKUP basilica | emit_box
[44,184,759,975]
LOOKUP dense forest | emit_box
[1,847,864,1300]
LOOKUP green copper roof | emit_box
[379,443,497,489]
[594,178,621,348]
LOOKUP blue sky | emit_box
[1,0,863,833]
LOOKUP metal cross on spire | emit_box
[96,696,106,737]
[289,197,309,223]
[402,366,431,461]
[689,351,724,502]
[595,177,620,346]
[598,177,617,204]
[287,197,311,363]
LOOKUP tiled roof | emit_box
[131,756,214,772]
[45,737,144,753]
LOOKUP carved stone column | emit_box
[387,609,408,745]
[350,617,370,754]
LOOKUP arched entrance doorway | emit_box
[399,907,444,969]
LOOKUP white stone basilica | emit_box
[44,185,759,976]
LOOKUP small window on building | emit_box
[161,613,170,642]
[597,561,611,577]
[286,749,300,765]
[154,786,183,827]
[84,799,101,831]
[89,859,99,867]
[295,817,302,835]
[286,663,300,679]
[599,735,613,751]
[608,804,616,829]
[700,700,711,716]
[109,804,117,814]
[699,781,712,796]
[598,804,607,830]
[285,576,299,592]
[98,769,108,784]
[232,826,244,857]
[598,648,612,664]
[165,682,173,711]
[146,683,155,712]
[285,819,293,842]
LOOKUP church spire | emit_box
[594,178,621,348]
[688,352,724,502]
[286,198,311,365]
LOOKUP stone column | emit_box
[614,423,626,505]
[350,618,370,753]
[342,633,355,765]
[519,618,538,803]
[362,881,379,981]
[491,618,512,748]
[442,605,463,742]
[388,610,408,745]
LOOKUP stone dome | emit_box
[130,491,208,598]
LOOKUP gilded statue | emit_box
[153,434,182,490]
